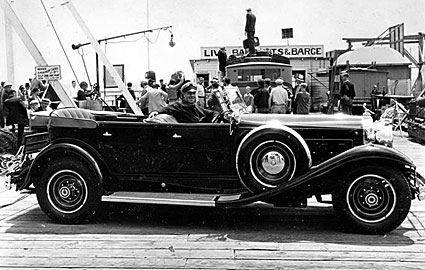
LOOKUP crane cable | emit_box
[40,0,80,85]
[77,47,93,90]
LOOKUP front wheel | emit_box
[333,165,411,234]
[35,156,101,224]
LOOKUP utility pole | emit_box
[4,9,14,85]
[146,0,150,70]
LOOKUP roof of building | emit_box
[336,46,411,66]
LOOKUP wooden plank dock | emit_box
[0,133,424,269]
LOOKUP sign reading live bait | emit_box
[201,45,324,59]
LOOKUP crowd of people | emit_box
[0,78,54,145]
[0,70,351,144]
[243,77,311,115]
[100,71,315,122]
[134,72,313,123]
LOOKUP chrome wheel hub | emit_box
[347,174,396,223]
[47,170,88,214]
[250,141,297,188]
[58,180,81,202]
[364,192,379,207]
[261,151,285,174]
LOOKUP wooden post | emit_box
[4,14,14,86]
[63,1,142,115]
[0,0,76,108]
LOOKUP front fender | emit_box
[19,142,103,190]
[308,143,414,175]
[217,144,415,207]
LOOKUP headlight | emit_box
[363,119,393,147]
[375,124,393,147]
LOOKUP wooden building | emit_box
[190,45,330,111]
[335,46,412,96]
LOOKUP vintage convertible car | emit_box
[4,97,425,235]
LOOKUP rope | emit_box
[40,0,80,85]
[106,36,144,44]
[143,30,162,44]
[77,47,93,90]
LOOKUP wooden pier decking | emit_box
[0,133,424,269]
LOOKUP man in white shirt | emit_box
[269,78,289,114]
[223,77,243,105]
[137,83,168,114]
[69,80,78,100]
[196,77,206,108]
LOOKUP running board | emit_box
[101,192,241,207]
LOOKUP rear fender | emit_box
[218,144,415,207]
[20,142,104,190]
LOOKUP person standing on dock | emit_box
[245,8,256,56]
[340,73,356,115]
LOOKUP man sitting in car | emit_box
[148,81,216,123]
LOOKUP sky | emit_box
[0,0,424,89]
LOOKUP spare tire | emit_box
[236,125,311,193]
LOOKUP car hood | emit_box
[239,113,364,129]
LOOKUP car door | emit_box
[149,122,234,176]
[97,121,154,174]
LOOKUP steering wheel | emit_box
[212,110,230,123]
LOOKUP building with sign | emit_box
[190,45,330,111]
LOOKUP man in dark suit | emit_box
[217,47,227,77]
[245,8,256,55]
[340,73,356,115]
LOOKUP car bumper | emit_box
[415,172,425,201]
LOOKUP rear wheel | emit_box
[35,156,101,224]
[333,165,411,234]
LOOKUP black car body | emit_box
[5,104,425,235]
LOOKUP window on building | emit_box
[237,68,281,82]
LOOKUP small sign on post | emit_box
[35,65,61,81]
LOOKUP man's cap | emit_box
[181,82,197,93]
[30,100,39,105]
[220,47,226,50]
[300,83,307,87]
[4,82,12,87]
[246,8,252,11]
[341,72,349,77]
[275,78,284,85]
[211,77,219,83]
[19,85,25,90]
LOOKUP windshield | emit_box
[220,86,248,121]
